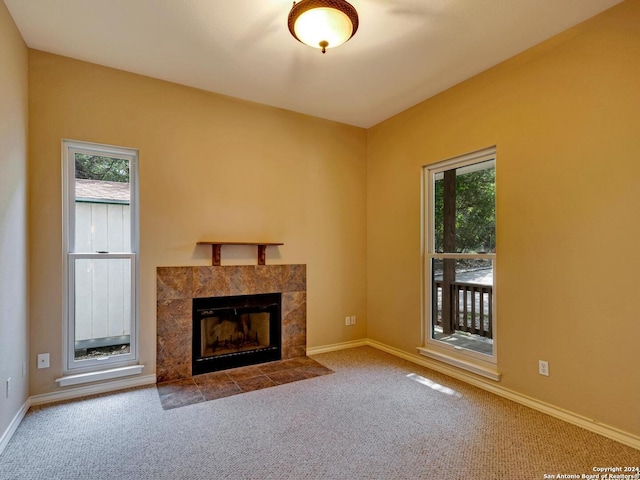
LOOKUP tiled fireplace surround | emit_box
[156,264,306,383]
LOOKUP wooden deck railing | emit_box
[434,281,493,338]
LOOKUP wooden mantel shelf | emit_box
[197,242,284,266]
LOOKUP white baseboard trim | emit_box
[30,374,156,406]
[307,339,369,356]
[1,374,156,456]
[315,338,640,451]
[4,341,638,454]
[367,339,640,451]
[0,400,30,456]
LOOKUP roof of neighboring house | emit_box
[75,178,130,202]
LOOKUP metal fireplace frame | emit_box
[192,292,282,375]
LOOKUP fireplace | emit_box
[156,264,306,383]
[192,293,281,374]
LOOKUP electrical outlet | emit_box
[538,360,549,376]
[345,316,351,326]
[37,353,50,369]
[351,315,356,325]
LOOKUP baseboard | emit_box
[313,338,640,451]
[0,400,30,456]
[307,339,369,356]
[29,374,157,406]
[0,374,156,456]
[5,342,638,454]
[364,339,640,451]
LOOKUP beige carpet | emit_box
[1,346,637,479]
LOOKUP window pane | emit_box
[431,258,493,355]
[434,160,495,253]
[74,154,131,253]
[74,258,131,360]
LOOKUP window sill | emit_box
[417,347,501,381]
[55,365,144,387]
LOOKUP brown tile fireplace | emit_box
[156,265,306,383]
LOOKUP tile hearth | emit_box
[157,356,332,410]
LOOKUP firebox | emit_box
[192,293,281,375]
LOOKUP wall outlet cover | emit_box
[37,353,50,369]
[538,360,549,376]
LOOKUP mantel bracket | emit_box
[196,242,284,266]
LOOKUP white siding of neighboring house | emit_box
[74,202,131,343]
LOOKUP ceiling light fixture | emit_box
[288,0,359,54]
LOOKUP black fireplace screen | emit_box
[192,293,281,374]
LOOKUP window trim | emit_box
[62,139,140,373]
[420,146,498,373]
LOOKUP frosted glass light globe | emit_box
[293,7,353,51]
[288,0,359,54]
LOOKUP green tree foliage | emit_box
[434,165,495,253]
[75,154,129,183]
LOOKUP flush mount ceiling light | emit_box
[288,0,359,54]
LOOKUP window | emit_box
[63,140,138,372]
[420,147,497,377]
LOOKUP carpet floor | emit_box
[0,346,638,479]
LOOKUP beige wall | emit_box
[28,52,367,395]
[367,0,640,436]
[0,0,29,437]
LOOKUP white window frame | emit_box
[62,139,139,373]
[419,146,499,380]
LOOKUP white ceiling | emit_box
[5,0,623,128]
